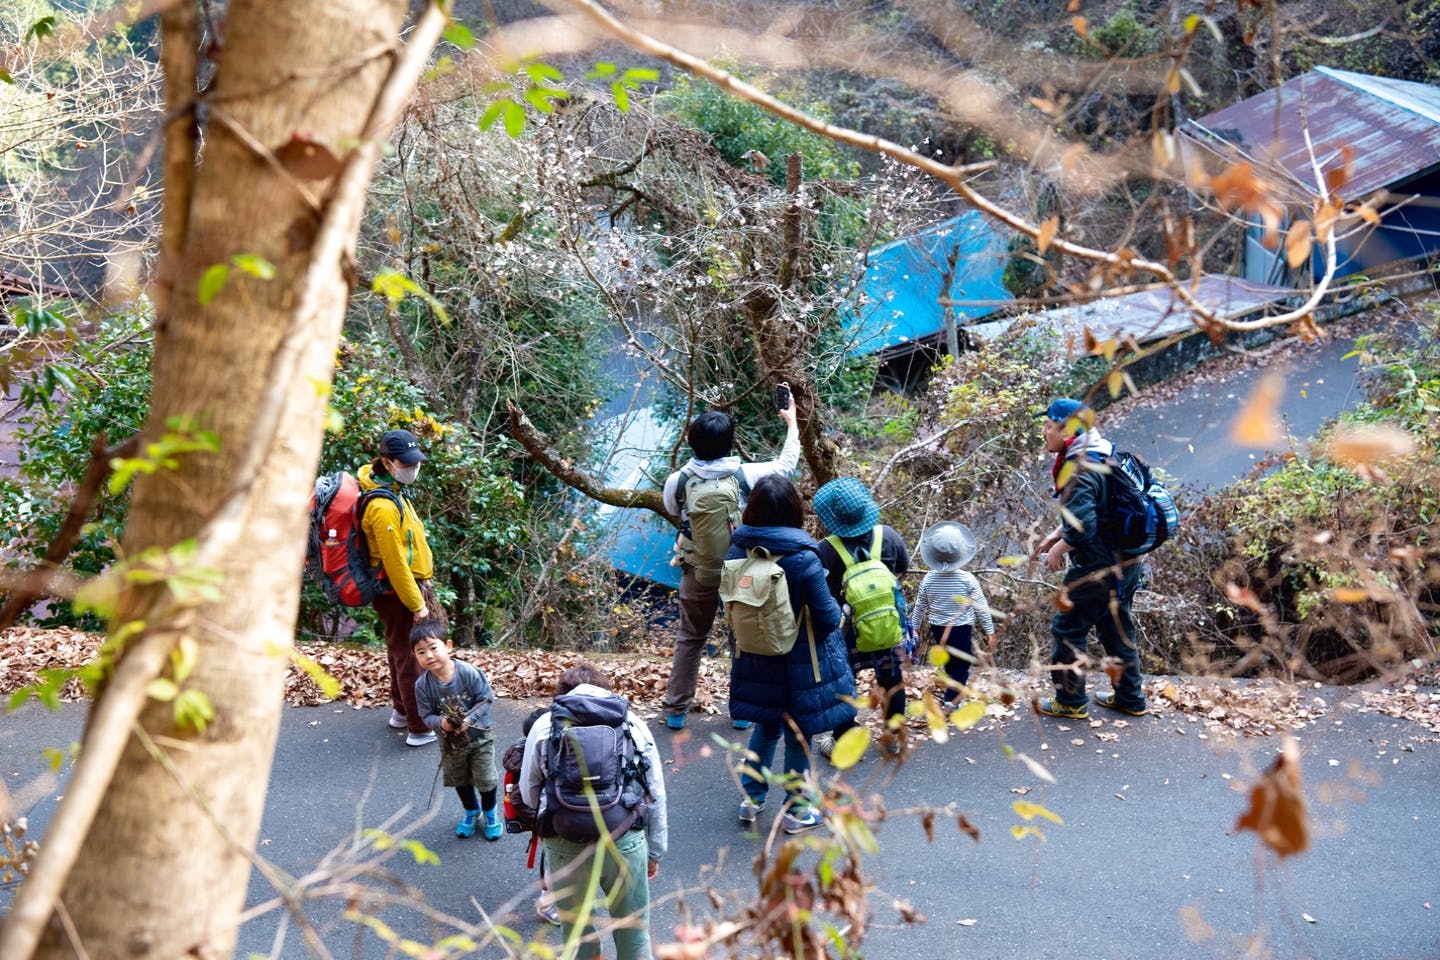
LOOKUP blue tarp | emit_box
[846,211,1012,354]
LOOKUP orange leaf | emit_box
[1284,220,1313,268]
[1036,216,1060,254]
[1229,370,1285,448]
[1326,424,1416,468]
[1235,739,1309,858]
[1067,0,1081,10]
[1323,145,1354,196]
[1054,587,1074,613]
[1072,15,1088,39]
[1355,204,1382,226]
[1330,587,1368,604]
[1029,97,1057,116]
[1106,369,1123,398]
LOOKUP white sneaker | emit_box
[814,733,836,761]
[535,893,561,926]
[405,730,436,747]
[781,807,824,834]
[738,798,765,827]
[388,710,408,729]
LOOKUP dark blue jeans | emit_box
[931,623,974,703]
[1050,561,1145,710]
[739,721,811,807]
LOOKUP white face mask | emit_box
[391,462,421,485]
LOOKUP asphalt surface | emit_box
[3,693,1437,959]
[1105,330,1373,491]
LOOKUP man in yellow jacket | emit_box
[358,429,437,746]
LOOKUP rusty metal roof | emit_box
[1181,67,1440,202]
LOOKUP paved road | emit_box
[4,693,1436,959]
[1105,330,1374,491]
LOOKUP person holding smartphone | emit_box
[659,385,801,731]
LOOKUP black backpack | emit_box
[539,692,650,843]
[1088,449,1180,557]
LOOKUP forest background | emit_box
[0,0,1438,957]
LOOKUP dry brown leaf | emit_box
[1230,370,1285,448]
[1284,220,1313,268]
[1036,215,1060,254]
[1326,424,1416,470]
[1235,738,1309,857]
[1071,15,1088,40]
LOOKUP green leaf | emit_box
[611,83,630,112]
[43,747,66,771]
[174,688,215,733]
[442,22,475,49]
[230,253,276,280]
[197,264,230,306]
[0,68,14,84]
[521,61,563,83]
[585,61,616,80]
[829,726,870,769]
[73,570,122,618]
[524,86,569,113]
[501,99,526,137]
[289,649,343,700]
[26,15,57,41]
[478,100,504,131]
[620,67,659,84]
[1013,799,1064,824]
[146,677,179,701]
[1183,13,1201,33]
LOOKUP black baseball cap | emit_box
[380,429,426,465]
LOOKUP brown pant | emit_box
[374,590,428,735]
[660,566,722,716]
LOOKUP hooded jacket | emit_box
[1054,428,1117,574]
[725,525,857,737]
[357,462,434,613]
[660,422,801,520]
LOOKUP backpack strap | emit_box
[825,534,859,568]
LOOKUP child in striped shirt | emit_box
[913,522,994,707]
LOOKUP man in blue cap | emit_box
[1032,399,1148,720]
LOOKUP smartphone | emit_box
[774,382,792,412]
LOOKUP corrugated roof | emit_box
[846,211,1011,355]
[966,274,1292,346]
[1182,67,1440,201]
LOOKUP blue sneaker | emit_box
[456,810,478,839]
[781,806,824,835]
[483,808,503,841]
[738,797,765,827]
[665,712,687,730]
[732,719,752,730]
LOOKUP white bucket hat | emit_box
[918,521,977,572]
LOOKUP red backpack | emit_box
[305,471,401,606]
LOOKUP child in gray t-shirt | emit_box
[412,621,502,840]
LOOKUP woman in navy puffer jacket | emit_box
[728,475,856,834]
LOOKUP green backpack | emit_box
[720,548,820,679]
[678,467,749,587]
[827,528,903,653]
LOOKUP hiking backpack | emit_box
[677,467,750,587]
[501,737,537,835]
[1091,450,1180,557]
[305,471,402,606]
[720,549,821,679]
[826,528,904,653]
[540,692,650,844]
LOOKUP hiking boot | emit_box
[738,798,765,828]
[665,712,687,731]
[814,733,836,761]
[388,709,408,729]
[1095,692,1148,716]
[406,730,437,747]
[483,808,503,841]
[1035,697,1088,720]
[732,719,753,730]
[456,810,479,839]
[781,807,824,835]
[535,893,561,926]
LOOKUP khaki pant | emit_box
[660,566,721,716]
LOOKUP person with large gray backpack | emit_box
[519,663,667,960]
[722,475,855,835]
[659,390,800,731]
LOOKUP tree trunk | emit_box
[9,1,434,957]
